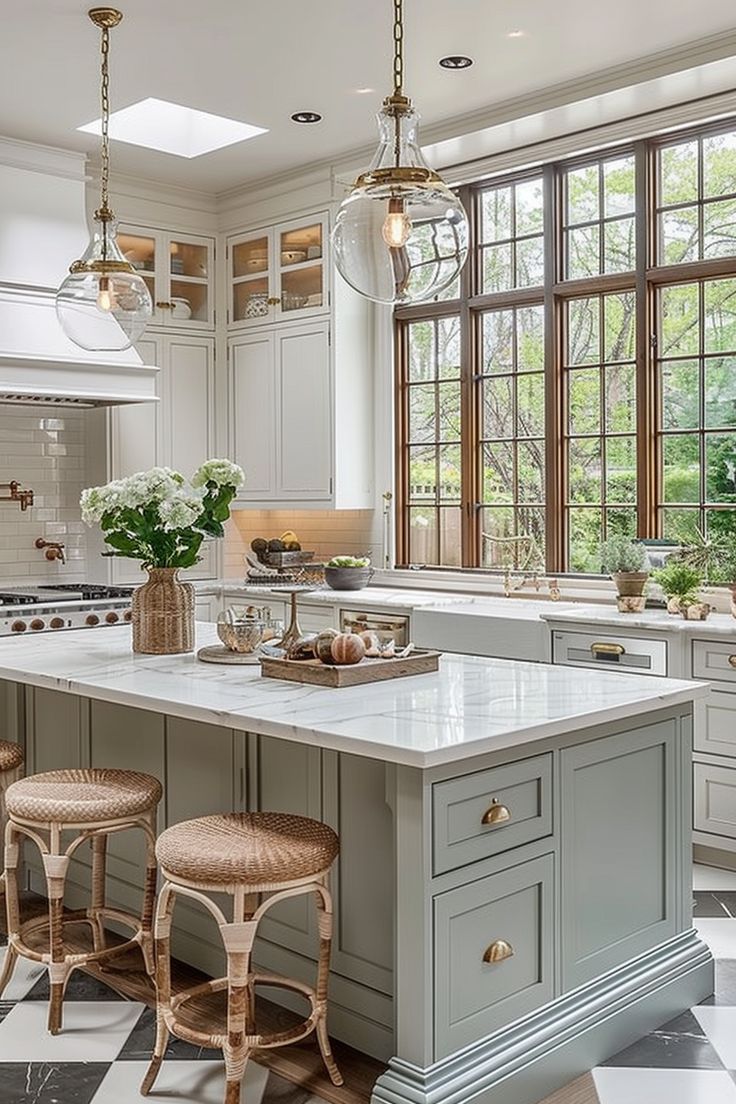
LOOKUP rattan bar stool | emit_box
[141,811,343,1104]
[0,740,23,893]
[0,767,162,1034]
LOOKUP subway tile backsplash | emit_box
[224,509,380,579]
[0,407,88,583]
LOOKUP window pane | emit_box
[567,298,600,365]
[606,508,637,538]
[409,506,438,564]
[704,278,736,352]
[605,364,636,433]
[438,444,462,501]
[604,291,636,362]
[437,317,461,377]
[569,368,600,435]
[438,381,462,440]
[517,306,545,370]
[482,442,514,503]
[483,377,513,439]
[566,165,599,224]
[604,217,635,273]
[516,373,545,437]
[569,438,602,503]
[603,156,635,217]
[605,436,637,504]
[703,131,736,199]
[660,140,698,206]
[408,385,436,443]
[482,311,514,372]
[481,186,512,243]
[662,435,700,502]
[518,506,546,568]
[483,242,513,293]
[567,224,600,279]
[661,360,700,429]
[408,321,435,381]
[705,358,736,427]
[661,507,701,544]
[517,441,545,501]
[516,179,544,235]
[408,445,437,501]
[481,507,515,566]
[659,207,699,264]
[703,198,736,259]
[706,433,736,502]
[706,509,736,582]
[515,235,544,287]
[569,508,603,571]
[439,508,462,567]
[660,284,700,357]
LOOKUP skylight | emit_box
[78,98,268,159]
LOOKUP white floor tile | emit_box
[93,1060,271,1104]
[693,1006,736,1069]
[694,864,736,891]
[593,1067,736,1104]
[0,1000,145,1062]
[695,918,736,960]
[0,952,46,1001]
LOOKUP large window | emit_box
[395,118,736,579]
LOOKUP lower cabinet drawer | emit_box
[552,629,667,675]
[433,854,554,1059]
[695,691,736,758]
[694,761,736,840]
[693,639,736,691]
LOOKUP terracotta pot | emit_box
[132,567,194,655]
[666,597,682,615]
[611,571,649,598]
[616,595,646,614]
[680,601,711,621]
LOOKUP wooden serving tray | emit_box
[260,649,440,687]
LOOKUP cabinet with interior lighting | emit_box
[118,224,215,330]
[227,212,329,328]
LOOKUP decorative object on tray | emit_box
[600,536,649,613]
[245,533,324,586]
[196,644,262,665]
[324,556,373,591]
[216,608,266,654]
[652,560,709,619]
[278,585,316,652]
[81,459,244,654]
[260,648,439,687]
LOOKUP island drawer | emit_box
[552,629,667,675]
[432,754,552,875]
[693,639,736,691]
[694,761,736,840]
[433,854,554,1059]
[695,691,736,757]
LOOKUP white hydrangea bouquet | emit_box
[81,459,244,570]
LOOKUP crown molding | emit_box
[0,134,86,181]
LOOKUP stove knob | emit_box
[123,609,132,622]
[11,620,27,633]
[105,611,119,624]
[50,617,65,629]
[86,614,100,627]
[30,619,45,631]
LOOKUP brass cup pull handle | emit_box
[483,939,514,964]
[481,798,511,826]
[729,656,736,669]
[591,642,626,656]
[156,300,173,309]
[267,296,281,305]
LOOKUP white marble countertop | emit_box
[0,623,705,768]
[213,581,482,612]
[542,605,736,636]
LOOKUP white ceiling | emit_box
[3,1,736,195]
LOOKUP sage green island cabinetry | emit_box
[0,625,712,1104]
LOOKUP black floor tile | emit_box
[0,1062,110,1104]
[117,1006,217,1062]
[24,969,124,1003]
[601,1009,725,1069]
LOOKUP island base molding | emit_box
[372,930,713,1104]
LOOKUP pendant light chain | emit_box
[98,21,112,220]
[392,0,404,96]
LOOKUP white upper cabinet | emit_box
[228,213,329,328]
[118,224,215,330]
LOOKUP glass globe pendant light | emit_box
[332,0,469,305]
[56,8,152,352]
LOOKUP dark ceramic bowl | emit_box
[324,566,373,591]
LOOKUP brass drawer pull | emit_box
[267,296,281,305]
[591,642,626,656]
[729,656,736,669]
[481,798,511,826]
[156,300,173,309]
[483,939,514,964]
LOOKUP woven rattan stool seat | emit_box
[6,768,162,824]
[157,812,339,887]
[0,740,23,774]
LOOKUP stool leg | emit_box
[0,821,20,996]
[42,830,71,1036]
[220,898,256,1104]
[315,885,343,1087]
[139,810,157,978]
[140,881,174,1097]
[90,832,107,956]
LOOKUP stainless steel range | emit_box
[0,584,134,636]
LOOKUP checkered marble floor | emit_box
[1,864,736,1104]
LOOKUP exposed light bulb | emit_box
[96,276,115,312]
[382,198,412,248]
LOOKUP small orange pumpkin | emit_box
[330,632,366,666]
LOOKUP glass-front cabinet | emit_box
[118,225,215,330]
[228,213,328,328]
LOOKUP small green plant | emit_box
[600,536,647,575]
[653,560,703,606]
[326,556,371,568]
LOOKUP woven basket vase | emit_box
[132,567,194,655]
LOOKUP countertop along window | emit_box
[394,118,736,581]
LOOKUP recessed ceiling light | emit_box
[355,87,375,95]
[78,97,267,158]
[439,55,473,70]
[291,111,323,124]
[507,29,527,38]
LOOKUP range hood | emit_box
[0,285,158,408]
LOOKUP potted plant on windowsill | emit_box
[653,560,709,620]
[600,536,649,612]
[81,460,244,654]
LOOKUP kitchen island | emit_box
[0,624,713,1104]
